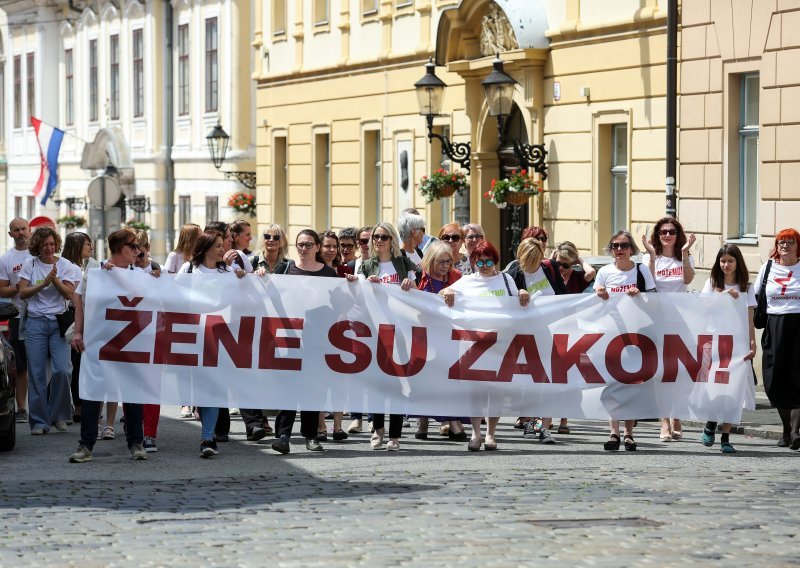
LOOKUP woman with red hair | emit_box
[441,240,530,451]
[756,228,800,449]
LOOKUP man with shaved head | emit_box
[0,218,33,423]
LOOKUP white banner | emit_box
[80,270,754,422]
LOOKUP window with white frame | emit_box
[739,74,759,238]
[65,49,74,126]
[26,196,35,217]
[0,58,5,142]
[110,35,120,120]
[314,132,331,228]
[611,124,628,232]
[13,55,20,128]
[363,129,382,225]
[177,24,189,116]
[133,29,144,118]
[179,195,191,227]
[205,195,218,225]
[14,196,22,219]
[205,18,218,113]
[314,0,329,25]
[26,53,33,124]
[362,0,379,15]
[272,1,287,36]
[89,39,98,121]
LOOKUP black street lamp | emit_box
[414,58,472,174]
[206,122,256,190]
[481,56,548,180]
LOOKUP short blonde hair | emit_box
[134,229,150,251]
[260,223,289,263]
[516,238,545,273]
[368,222,402,258]
[552,241,579,264]
[421,242,453,275]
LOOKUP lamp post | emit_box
[206,122,257,190]
[414,58,472,174]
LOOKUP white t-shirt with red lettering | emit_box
[755,260,800,315]
[0,247,32,313]
[447,272,518,297]
[594,263,656,294]
[642,254,694,293]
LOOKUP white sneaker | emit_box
[387,439,400,451]
[53,421,68,432]
[347,419,362,434]
[230,408,241,416]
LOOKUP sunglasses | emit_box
[440,234,461,242]
[296,242,316,249]
[659,229,678,236]
[778,239,797,247]
[610,242,632,250]
[557,262,572,269]
[340,243,355,249]
[475,259,495,268]
[263,234,281,241]
[124,242,140,250]
[465,234,484,241]
[534,236,548,243]
[358,238,370,245]
[372,234,392,242]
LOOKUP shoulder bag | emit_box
[754,260,772,329]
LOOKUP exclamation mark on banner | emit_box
[714,335,733,384]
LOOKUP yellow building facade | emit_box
[252,0,797,272]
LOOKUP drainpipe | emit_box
[665,0,678,217]
[163,0,176,252]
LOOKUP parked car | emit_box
[0,303,19,452]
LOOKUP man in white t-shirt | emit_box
[0,218,32,422]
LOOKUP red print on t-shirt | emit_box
[775,272,793,295]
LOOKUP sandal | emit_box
[624,435,637,451]
[603,434,620,451]
[671,430,682,441]
[557,425,570,435]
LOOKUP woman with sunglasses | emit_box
[642,216,696,441]
[414,242,467,442]
[438,223,467,271]
[459,224,486,275]
[756,228,800,450]
[442,241,530,451]
[358,222,417,450]
[68,229,147,463]
[337,227,358,277]
[700,244,756,453]
[165,223,201,274]
[270,229,337,455]
[551,241,596,294]
[594,230,656,452]
[252,224,290,276]
[177,230,245,457]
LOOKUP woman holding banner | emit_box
[700,244,756,453]
[594,230,656,451]
[442,240,530,451]
[756,228,800,450]
[177,230,246,457]
[642,216,696,442]
[358,222,417,451]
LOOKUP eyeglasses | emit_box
[340,243,355,249]
[296,242,316,249]
[136,252,146,259]
[372,234,391,242]
[435,259,453,266]
[440,234,461,242]
[557,262,572,269]
[124,242,140,251]
[413,228,426,234]
[659,229,678,236]
[610,242,632,250]
[475,259,495,268]
[534,236,548,243]
[358,238,370,245]
[778,240,797,247]
[263,234,281,241]
[465,234,484,241]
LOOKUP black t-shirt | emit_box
[287,263,338,278]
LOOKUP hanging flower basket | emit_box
[417,169,469,203]
[56,215,86,230]
[228,191,256,216]
[484,169,540,209]
[125,220,151,231]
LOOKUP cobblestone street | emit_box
[1,408,798,566]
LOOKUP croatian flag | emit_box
[31,117,65,206]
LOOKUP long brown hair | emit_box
[709,244,749,292]
[650,216,687,260]
[174,223,201,259]
[190,231,227,272]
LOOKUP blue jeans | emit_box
[25,316,72,431]
[199,407,219,441]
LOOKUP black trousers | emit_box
[79,401,143,451]
[215,408,230,436]
[274,410,318,439]
[240,408,266,433]
[372,414,403,439]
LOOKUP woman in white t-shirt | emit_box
[18,227,82,435]
[756,228,800,450]
[442,240,530,452]
[642,216,696,442]
[700,244,756,453]
[165,223,201,274]
[178,230,245,458]
[594,230,656,452]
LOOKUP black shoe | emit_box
[777,435,791,447]
[332,429,348,441]
[448,430,468,441]
[790,436,800,451]
[603,434,620,451]
[214,434,229,443]
[624,435,637,451]
[272,436,291,454]
[316,431,328,441]
[305,438,324,452]
[415,431,428,440]
[200,439,219,458]
[247,427,268,442]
